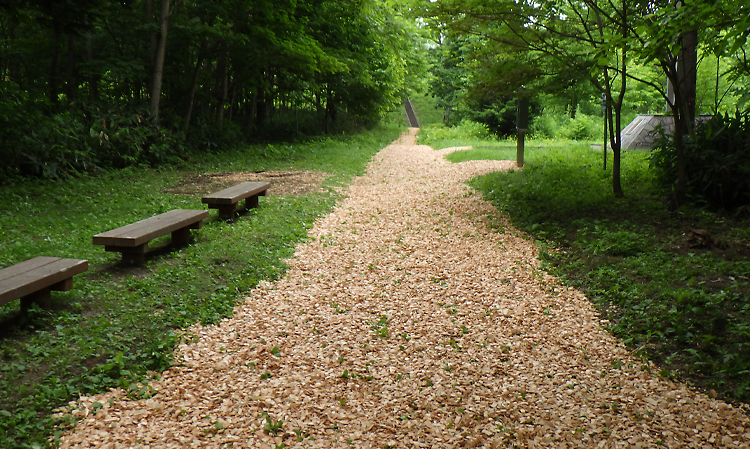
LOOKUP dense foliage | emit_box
[0,0,423,181]
[413,0,750,200]
[651,110,750,214]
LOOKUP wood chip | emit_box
[58,129,750,448]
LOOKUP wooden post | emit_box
[516,94,529,168]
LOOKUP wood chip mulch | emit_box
[59,129,750,448]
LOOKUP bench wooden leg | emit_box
[110,244,147,265]
[171,227,192,246]
[217,204,237,219]
[21,288,52,311]
[246,195,260,209]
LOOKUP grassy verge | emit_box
[427,129,750,404]
[0,124,403,448]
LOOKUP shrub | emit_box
[417,119,492,147]
[650,110,750,214]
[0,99,190,182]
[529,111,600,140]
[88,106,187,168]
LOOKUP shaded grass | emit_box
[434,135,750,404]
[0,124,403,448]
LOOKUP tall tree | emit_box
[415,0,635,196]
[149,0,170,119]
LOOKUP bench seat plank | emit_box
[202,181,270,219]
[93,209,208,248]
[201,181,270,205]
[93,209,208,264]
[0,256,88,307]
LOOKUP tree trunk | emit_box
[664,8,698,208]
[611,111,623,197]
[662,29,697,208]
[216,50,229,129]
[669,87,689,208]
[228,84,237,121]
[678,29,698,134]
[603,69,624,198]
[48,26,61,107]
[182,41,207,137]
[255,88,267,128]
[86,31,98,102]
[65,34,76,104]
[593,4,625,198]
[146,0,156,95]
[149,0,170,119]
[569,94,577,119]
[8,21,20,83]
[324,86,334,134]
[248,89,258,132]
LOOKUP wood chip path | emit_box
[60,129,750,448]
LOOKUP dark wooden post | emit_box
[516,93,529,168]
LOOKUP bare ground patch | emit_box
[162,170,330,196]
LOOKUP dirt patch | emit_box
[162,170,330,196]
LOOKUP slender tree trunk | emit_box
[255,88,266,128]
[86,31,98,102]
[228,85,236,121]
[182,41,207,137]
[149,0,170,119]
[8,21,20,83]
[593,3,624,197]
[268,72,276,123]
[569,94,577,119]
[315,90,323,127]
[48,27,61,107]
[248,89,258,131]
[664,58,688,208]
[324,86,333,134]
[663,30,696,208]
[65,35,76,104]
[217,51,229,130]
[670,96,689,208]
[673,115,687,205]
[678,30,698,134]
[714,55,720,114]
[603,70,624,198]
[665,5,698,208]
[612,43,627,198]
[146,0,156,95]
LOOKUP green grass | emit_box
[428,127,750,404]
[0,123,403,448]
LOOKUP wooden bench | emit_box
[0,256,88,311]
[93,209,209,264]
[201,181,271,219]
